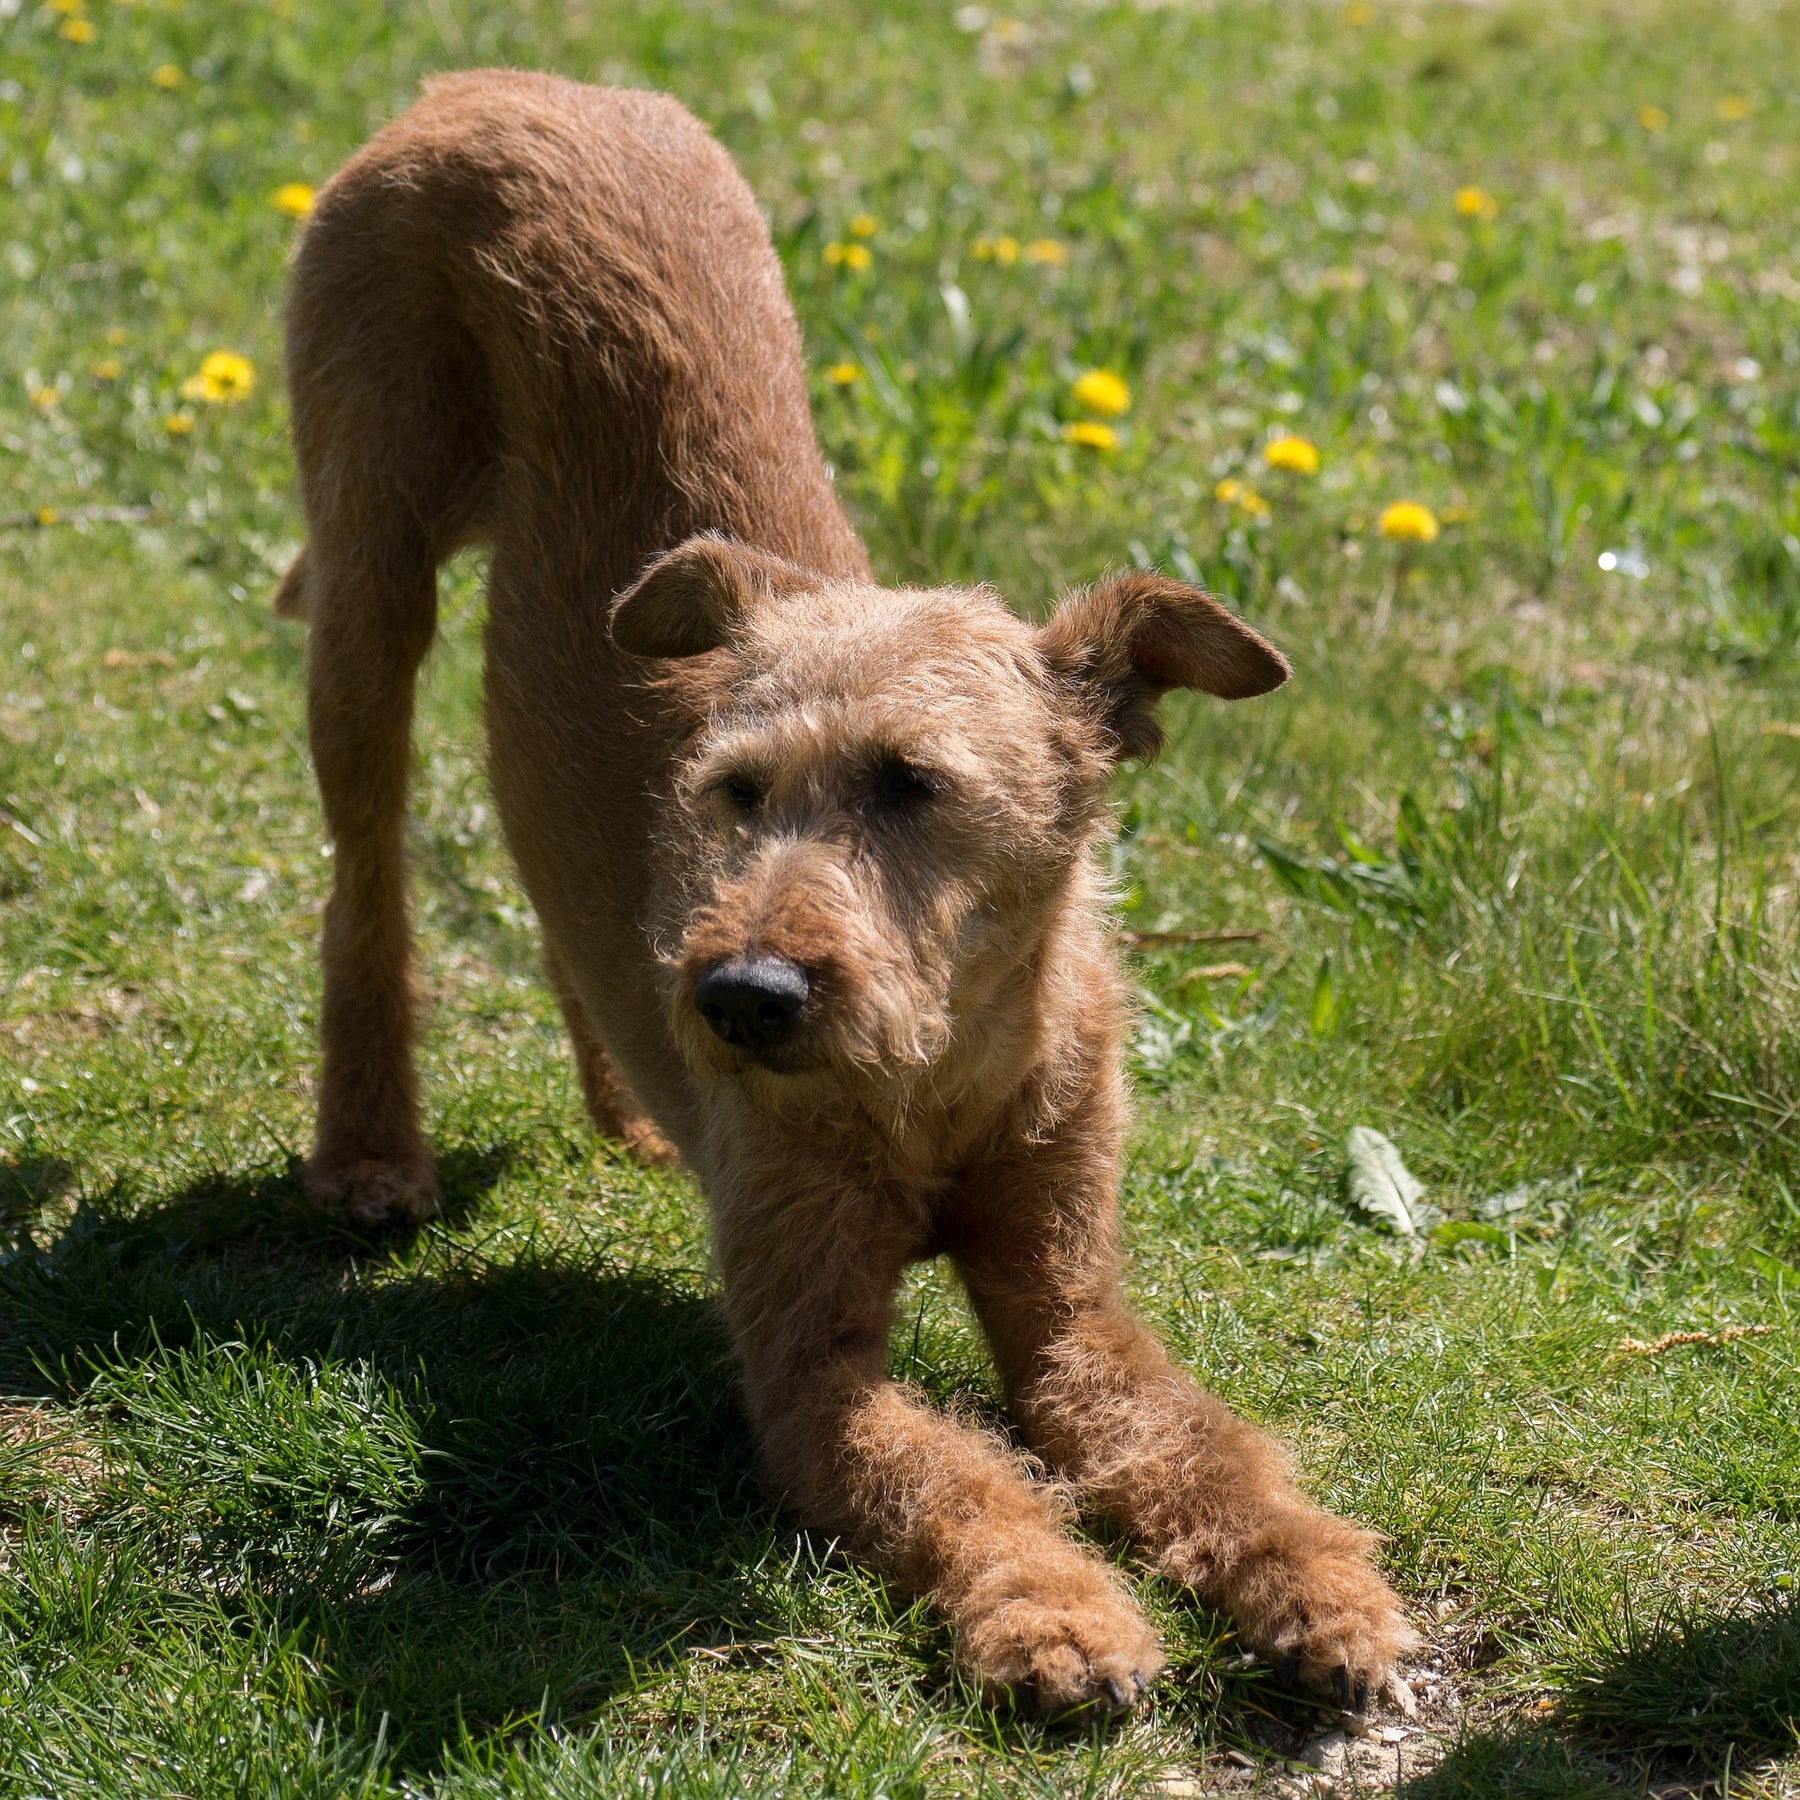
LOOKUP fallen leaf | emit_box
[1345,1127,1434,1235]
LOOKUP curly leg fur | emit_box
[954,1089,1416,1708]
[717,1164,1160,1718]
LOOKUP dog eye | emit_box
[872,760,936,808]
[721,774,762,811]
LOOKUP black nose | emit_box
[693,956,810,1048]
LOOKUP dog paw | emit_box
[302,1153,439,1228]
[618,1117,682,1168]
[961,1578,1165,1720]
[1184,1516,1418,1710]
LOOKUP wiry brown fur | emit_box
[281,70,1417,1718]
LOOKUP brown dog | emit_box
[278,69,1416,1717]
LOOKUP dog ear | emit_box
[609,534,813,658]
[1037,570,1290,760]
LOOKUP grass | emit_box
[3,0,1800,1792]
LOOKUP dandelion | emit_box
[30,386,59,410]
[58,15,96,40]
[823,241,844,265]
[1638,104,1669,132]
[824,362,861,385]
[1344,0,1375,22]
[35,507,59,527]
[842,242,872,272]
[1072,369,1131,417]
[1214,478,1269,516]
[151,63,184,88]
[1264,434,1320,474]
[992,234,1018,265]
[90,357,121,382]
[1025,238,1068,265]
[1378,500,1439,542]
[49,0,82,12]
[1717,96,1754,122]
[848,213,877,238]
[179,351,255,404]
[1454,186,1499,221]
[272,182,315,218]
[164,411,195,435]
[1062,420,1118,451]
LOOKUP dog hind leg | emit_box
[299,537,440,1226]
[542,943,679,1166]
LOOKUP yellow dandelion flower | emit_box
[35,507,59,527]
[1717,96,1754,122]
[1062,420,1118,451]
[90,357,121,382]
[1378,500,1440,542]
[1072,369,1131,417]
[848,213,877,238]
[825,362,861,385]
[59,16,96,41]
[972,236,994,260]
[1214,478,1269,516]
[1344,0,1375,22]
[823,241,845,266]
[841,242,873,272]
[1454,185,1499,221]
[1638,104,1669,132]
[272,182,315,218]
[30,386,59,410]
[49,0,82,13]
[181,350,255,405]
[151,62,183,87]
[1025,238,1068,265]
[992,234,1019,265]
[1264,434,1320,474]
[164,411,195,435]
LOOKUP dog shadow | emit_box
[1401,1596,1800,1797]
[0,1147,790,1773]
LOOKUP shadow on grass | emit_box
[1406,1595,1800,1797]
[0,1149,785,1770]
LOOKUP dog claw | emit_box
[1354,1676,1369,1714]
[1334,1666,1353,1710]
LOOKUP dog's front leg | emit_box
[711,1167,1163,1717]
[951,1122,1417,1709]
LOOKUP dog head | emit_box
[614,534,1288,1106]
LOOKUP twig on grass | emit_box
[1615,1324,1771,1356]
[1121,929,1266,948]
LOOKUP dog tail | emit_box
[273,545,310,621]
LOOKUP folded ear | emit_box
[1036,570,1290,760]
[609,534,816,658]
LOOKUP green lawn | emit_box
[3,0,1800,1793]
